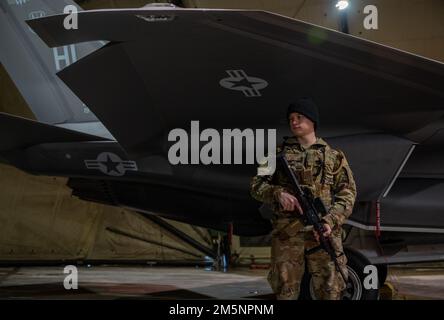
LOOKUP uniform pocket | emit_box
[320,185,333,207]
[285,153,304,171]
[273,219,303,239]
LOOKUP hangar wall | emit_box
[0,64,35,119]
[0,164,212,263]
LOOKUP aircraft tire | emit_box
[299,248,380,300]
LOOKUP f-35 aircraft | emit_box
[1,0,444,299]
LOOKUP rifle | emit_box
[277,153,348,284]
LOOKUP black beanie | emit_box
[287,98,320,129]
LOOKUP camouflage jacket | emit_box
[250,136,357,229]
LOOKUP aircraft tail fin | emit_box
[0,112,109,152]
[0,0,104,125]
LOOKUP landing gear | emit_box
[299,249,380,300]
[212,223,233,271]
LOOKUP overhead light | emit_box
[335,1,349,10]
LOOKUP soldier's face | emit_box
[289,112,315,137]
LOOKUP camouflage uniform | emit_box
[250,136,357,300]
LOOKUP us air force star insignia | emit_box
[84,152,138,177]
[219,70,268,97]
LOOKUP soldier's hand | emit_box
[278,192,303,214]
[313,223,332,242]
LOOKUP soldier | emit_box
[250,98,357,300]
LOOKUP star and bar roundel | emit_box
[219,70,268,97]
[84,152,138,177]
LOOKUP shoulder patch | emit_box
[331,149,345,175]
[329,148,340,156]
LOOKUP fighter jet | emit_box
[1,0,444,299]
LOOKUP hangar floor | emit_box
[0,265,443,300]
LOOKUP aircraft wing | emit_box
[0,112,109,153]
[27,6,444,157]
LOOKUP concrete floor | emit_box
[0,266,273,300]
[0,265,443,299]
[386,265,444,300]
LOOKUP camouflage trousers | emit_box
[268,220,348,300]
